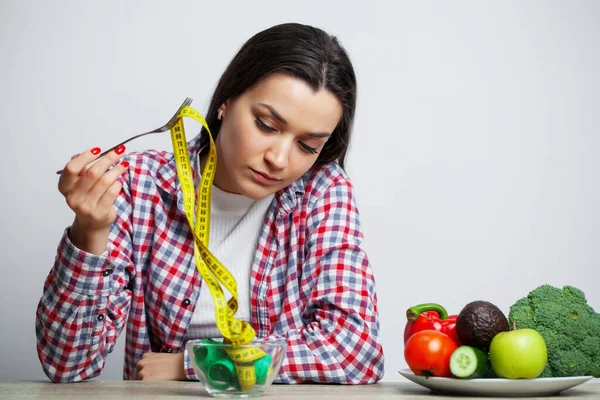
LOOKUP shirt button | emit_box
[102,269,113,277]
[183,298,191,306]
[97,314,105,321]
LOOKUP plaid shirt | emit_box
[36,134,384,384]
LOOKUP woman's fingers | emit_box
[58,147,102,194]
[69,146,125,200]
[86,161,128,210]
[59,145,128,232]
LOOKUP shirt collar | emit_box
[276,175,303,213]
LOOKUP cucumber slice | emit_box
[450,345,489,379]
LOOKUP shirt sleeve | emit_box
[35,174,135,383]
[183,346,197,380]
[271,175,385,384]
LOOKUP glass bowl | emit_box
[186,337,287,398]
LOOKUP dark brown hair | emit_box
[201,22,357,169]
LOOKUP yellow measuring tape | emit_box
[170,106,267,391]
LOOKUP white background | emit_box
[1,0,598,383]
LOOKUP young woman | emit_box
[37,22,384,384]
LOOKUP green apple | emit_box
[489,327,547,379]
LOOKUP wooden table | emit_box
[1,381,599,399]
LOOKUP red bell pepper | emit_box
[404,303,460,345]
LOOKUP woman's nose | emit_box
[264,138,290,169]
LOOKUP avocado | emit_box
[456,300,509,351]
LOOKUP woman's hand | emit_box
[135,352,186,381]
[58,145,128,255]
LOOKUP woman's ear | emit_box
[217,101,228,120]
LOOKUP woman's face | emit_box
[213,73,343,200]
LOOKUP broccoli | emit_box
[508,284,600,378]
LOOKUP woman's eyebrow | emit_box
[259,103,288,124]
[258,103,332,138]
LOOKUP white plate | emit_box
[398,368,594,397]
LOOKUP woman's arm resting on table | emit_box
[274,175,384,384]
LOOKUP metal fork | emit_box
[56,97,193,174]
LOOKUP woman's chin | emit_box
[239,182,281,201]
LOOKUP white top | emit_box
[184,159,274,340]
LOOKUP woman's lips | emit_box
[251,169,281,185]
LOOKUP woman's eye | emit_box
[255,117,318,155]
[299,142,319,155]
[254,118,276,132]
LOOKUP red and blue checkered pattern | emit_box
[36,134,384,384]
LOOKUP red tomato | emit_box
[404,330,458,377]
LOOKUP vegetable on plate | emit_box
[404,330,458,378]
[508,284,600,378]
[449,345,490,379]
[404,303,460,345]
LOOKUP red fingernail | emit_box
[115,145,126,155]
[91,147,101,155]
[121,161,129,168]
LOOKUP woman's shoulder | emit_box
[121,135,203,189]
[281,163,362,230]
[124,148,174,172]
[120,148,183,196]
[122,134,203,176]
[296,162,355,203]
